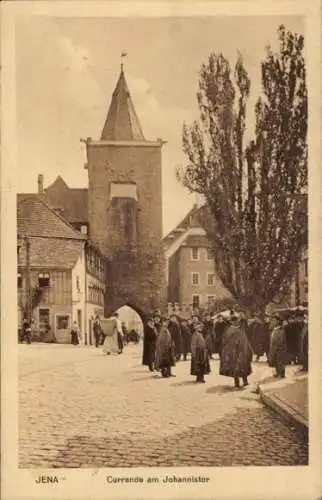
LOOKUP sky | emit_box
[15,15,304,235]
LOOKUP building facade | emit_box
[84,66,166,316]
[163,205,232,312]
[164,204,308,314]
[17,194,106,344]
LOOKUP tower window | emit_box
[18,273,22,288]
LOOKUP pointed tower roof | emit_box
[100,69,145,141]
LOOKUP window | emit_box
[192,295,200,308]
[207,295,215,306]
[39,308,50,330]
[56,315,70,330]
[38,272,50,287]
[206,248,215,260]
[304,258,308,278]
[81,225,88,235]
[207,273,215,286]
[17,273,22,288]
[191,272,200,285]
[191,247,199,261]
[76,276,80,292]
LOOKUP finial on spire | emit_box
[121,52,127,72]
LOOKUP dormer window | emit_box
[81,225,88,235]
[38,272,50,287]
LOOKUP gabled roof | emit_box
[42,177,88,224]
[163,204,208,246]
[100,69,145,141]
[17,194,87,240]
[18,237,83,269]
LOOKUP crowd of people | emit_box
[142,309,308,387]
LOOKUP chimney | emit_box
[37,174,44,194]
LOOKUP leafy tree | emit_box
[177,25,307,313]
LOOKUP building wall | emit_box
[71,251,86,339]
[178,246,231,307]
[86,141,166,314]
[18,269,73,342]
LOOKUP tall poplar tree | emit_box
[177,25,307,313]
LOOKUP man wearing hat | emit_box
[153,312,162,335]
[154,316,176,377]
[142,317,158,372]
[267,313,287,378]
[180,317,192,361]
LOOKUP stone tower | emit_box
[85,66,166,317]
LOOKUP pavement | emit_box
[19,343,308,468]
[258,366,308,435]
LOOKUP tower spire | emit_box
[100,57,145,141]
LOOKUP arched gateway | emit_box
[85,64,166,315]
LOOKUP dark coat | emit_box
[180,325,192,355]
[298,324,308,370]
[168,321,182,357]
[203,320,214,354]
[190,331,211,376]
[142,324,157,366]
[155,327,176,370]
[247,318,270,357]
[219,322,253,378]
[213,320,228,354]
[268,326,288,368]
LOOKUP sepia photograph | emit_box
[14,13,310,470]
[2,2,322,498]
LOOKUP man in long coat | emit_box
[180,318,192,361]
[219,314,253,388]
[267,314,288,378]
[191,323,211,383]
[213,315,227,358]
[155,317,176,377]
[247,314,270,361]
[203,314,214,360]
[168,314,182,361]
[142,318,158,372]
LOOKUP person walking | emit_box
[268,314,288,378]
[93,315,102,348]
[213,314,227,359]
[153,313,162,335]
[168,314,182,361]
[202,313,214,360]
[248,313,270,361]
[113,312,124,354]
[298,314,308,372]
[142,317,158,372]
[71,321,80,346]
[180,317,192,361]
[219,313,253,388]
[155,317,176,378]
[21,315,32,344]
[191,323,211,383]
[102,315,119,355]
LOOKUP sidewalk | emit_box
[258,366,308,434]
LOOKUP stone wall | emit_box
[87,140,166,317]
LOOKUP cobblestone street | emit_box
[19,343,308,468]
